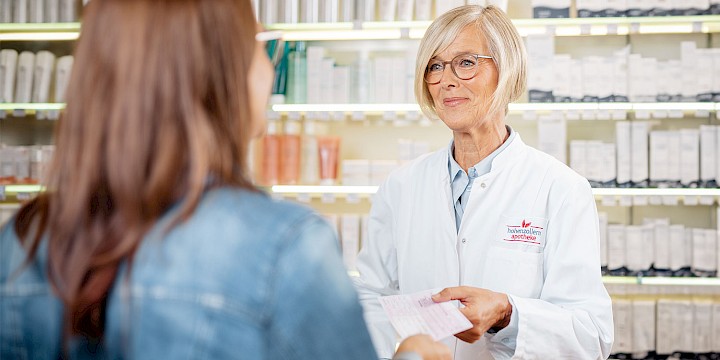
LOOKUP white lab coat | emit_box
[353,133,614,360]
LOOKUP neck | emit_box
[452,119,508,173]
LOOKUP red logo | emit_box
[522,220,531,228]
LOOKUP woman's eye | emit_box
[428,63,443,72]
[458,58,477,68]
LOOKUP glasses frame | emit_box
[424,53,493,84]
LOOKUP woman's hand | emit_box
[432,286,512,343]
[395,334,451,360]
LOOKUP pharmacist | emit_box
[353,5,613,360]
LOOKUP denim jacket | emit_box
[0,188,378,359]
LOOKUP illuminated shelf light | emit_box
[272,102,719,114]
[640,277,720,286]
[0,22,80,41]
[592,188,720,197]
[0,103,65,111]
[271,185,379,195]
[267,16,720,41]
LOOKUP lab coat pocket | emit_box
[481,216,548,298]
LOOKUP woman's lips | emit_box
[443,97,468,107]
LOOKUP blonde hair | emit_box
[414,5,527,119]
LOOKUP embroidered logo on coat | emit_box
[504,219,545,245]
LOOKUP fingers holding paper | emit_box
[395,334,452,360]
[431,286,512,344]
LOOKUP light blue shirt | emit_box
[447,125,520,351]
[448,126,516,233]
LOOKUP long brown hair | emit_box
[14,0,258,340]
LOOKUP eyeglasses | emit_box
[424,53,493,84]
[256,30,284,68]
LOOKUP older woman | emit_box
[354,5,613,360]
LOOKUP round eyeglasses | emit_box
[424,53,493,84]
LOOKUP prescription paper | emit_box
[379,290,473,341]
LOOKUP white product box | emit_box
[692,228,710,272]
[404,47,417,104]
[54,55,73,103]
[435,0,464,17]
[597,57,614,102]
[612,47,629,102]
[353,52,371,103]
[414,0,431,19]
[525,35,555,102]
[318,0,339,22]
[680,128,700,186]
[396,0,413,20]
[631,121,650,185]
[682,0,711,14]
[703,229,718,272]
[649,131,669,183]
[391,57,406,103]
[569,140,587,178]
[332,66,350,104]
[361,215,369,250]
[59,0,76,22]
[626,0,651,16]
[339,0,354,21]
[717,125,720,187]
[651,0,674,15]
[605,0,627,16]
[0,50,18,103]
[611,300,633,354]
[625,225,644,272]
[632,301,656,354]
[373,57,393,105]
[640,57,657,102]
[627,54,643,102]
[32,51,55,104]
[681,41,698,100]
[642,225,655,271]
[531,0,571,18]
[340,214,360,271]
[695,302,714,354]
[538,116,567,164]
[649,218,671,270]
[342,159,370,185]
[29,0,44,23]
[46,0,59,23]
[667,131,680,184]
[677,301,695,353]
[656,301,674,355]
[552,55,572,102]
[0,0,11,23]
[356,0,375,21]
[581,56,603,101]
[713,303,720,353]
[378,0,397,21]
[279,0,300,23]
[616,121,631,185]
[14,52,35,104]
[14,0,28,23]
[598,212,608,268]
[700,125,717,184]
[320,58,335,103]
[569,59,584,102]
[601,143,616,184]
[713,49,720,100]
[607,224,626,271]
[655,61,672,101]
[300,0,319,22]
[576,0,603,17]
[697,49,715,101]
[305,47,325,103]
[585,141,603,183]
[713,0,720,13]
[669,224,688,271]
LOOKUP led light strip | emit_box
[0,103,65,111]
[641,277,720,286]
[271,185,379,195]
[272,103,719,114]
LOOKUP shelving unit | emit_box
[0,22,80,41]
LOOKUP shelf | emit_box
[0,103,65,119]
[273,185,720,197]
[267,15,720,41]
[0,23,80,41]
[0,184,43,202]
[347,273,720,286]
[272,102,718,116]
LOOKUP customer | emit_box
[0,1,449,359]
[354,5,613,359]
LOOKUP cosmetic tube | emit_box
[317,136,340,185]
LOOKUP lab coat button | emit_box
[461,238,467,244]
[480,182,487,189]
[501,338,509,344]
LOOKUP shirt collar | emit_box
[447,125,516,179]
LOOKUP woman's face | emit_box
[427,25,499,133]
[248,29,275,138]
